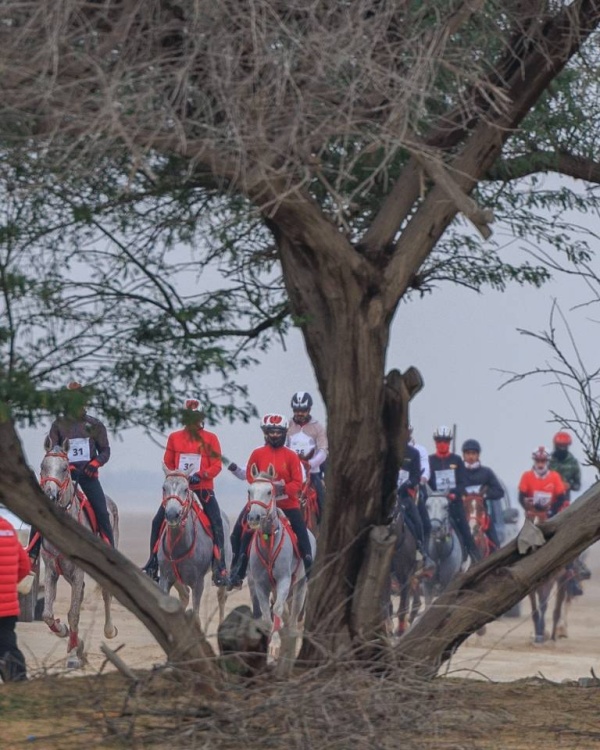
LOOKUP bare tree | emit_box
[1,1,600,666]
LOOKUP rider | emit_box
[409,425,432,556]
[428,425,481,564]
[549,431,589,580]
[286,391,328,518]
[228,413,314,589]
[29,381,114,563]
[397,441,435,574]
[461,439,504,550]
[518,446,582,596]
[142,398,229,587]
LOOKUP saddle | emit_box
[78,492,112,546]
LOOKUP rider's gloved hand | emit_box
[189,473,202,485]
[447,492,456,501]
[273,480,285,496]
[228,463,238,473]
[83,460,100,478]
[533,502,547,511]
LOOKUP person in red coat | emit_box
[0,514,30,682]
[142,398,229,586]
[228,413,314,589]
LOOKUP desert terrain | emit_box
[15,511,600,683]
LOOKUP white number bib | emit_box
[68,438,91,462]
[178,453,201,474]
[435,469,455,493]
[397,469,410,487]
[289,432,316,458]
[465,484,483,495]
[533,491,552,507]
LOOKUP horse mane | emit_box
[254,471,276,481]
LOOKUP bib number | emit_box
[435,468,455,493]
[532,491,552,507]
[178,453,201,474]
[68,438,91,462]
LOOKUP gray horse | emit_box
[246,466,316,662]
[422,491,463,606]
[39,438,119,669]
[158,467,231,627]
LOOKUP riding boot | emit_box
[566,564,584,596]
[227,553,249,591]
[417,541,436,576]
[575,556,592,580]
[201,494,229,587]
[142,552,159,582]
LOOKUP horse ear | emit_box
[162,463,170,476]
[268,464,276,479]
[250,463,259,480]
[43,435,52,452]
[62,438,69,453]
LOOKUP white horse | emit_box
[39,438,119,669]
[246,466,316,663]
[423,491,463,605]
[158,467,231,626]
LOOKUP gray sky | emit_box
[17,264,599,517]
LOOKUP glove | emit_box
[189,473,201,485]
[533,502,547,511]
[83,460,100,478]
[273,480,285,496]
[228,463,238,473]
[447,493,456,501]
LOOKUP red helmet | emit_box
[532,446,549,462]
[553,431,572,447]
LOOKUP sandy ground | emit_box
[16,512,600,683]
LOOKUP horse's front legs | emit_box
[102,589,118,639]
[42,567,69,638]
[65,573,86,668]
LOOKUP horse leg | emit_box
[102,588,118,639]
[66,574,86,669]
[216,587,227,627]
[277,581,306,677]
[530,592,544,644]
[190,578,205,623]
[551,575,568,640]
[269,574,292,662]
[43,567,69,638]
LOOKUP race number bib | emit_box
[178,453,201,474]
[397,469,410,487]
[532,491,552,507]
[435,468,455,493]
[68,438,91,462]
[288,431,316,458]
[465,484,483,495]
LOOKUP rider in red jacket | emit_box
[228,413,313,589]
[0,514,30,682]
[142,398,229,586]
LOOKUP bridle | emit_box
[247,479,279,536]
[163,471,194,526]
[40,450,75,510]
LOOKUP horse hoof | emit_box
[556,626,568,639]
[533,635,545,645]
[104,625,118,639]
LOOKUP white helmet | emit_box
[433,425,453,440]
[260,413,289,431]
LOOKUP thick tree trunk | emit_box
[0,421,220,692]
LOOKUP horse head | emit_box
[40,437,74,508]
[162,465,193,526]
[463,492,487,534]
[247,466,278,534]
[426,492,452,540]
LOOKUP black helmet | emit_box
[462,439,481,453]
[291,391,313,411]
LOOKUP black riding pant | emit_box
[448,498,477,556]
[74,472,114,547]
[398,493,425,547]
[311,472,326,517]
[0,617,26,681]
[417,487,432,543]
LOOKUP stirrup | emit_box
[212,563,230,588]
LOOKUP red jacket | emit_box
[519,469,567,517]
[0,516,31,618]
[163,427,222,490]
[246,444,303,510]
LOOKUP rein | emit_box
[162,484,198,583]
